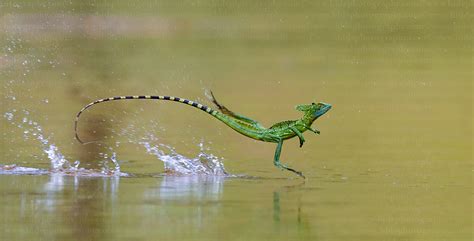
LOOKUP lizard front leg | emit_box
[304,125,320,135]
[289,126,305,148]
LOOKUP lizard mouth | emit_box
[314,103,331,117]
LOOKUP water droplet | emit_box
[4,112,14,121]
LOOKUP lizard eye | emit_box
[312,102,315,105]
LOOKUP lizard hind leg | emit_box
[273,140,305,179]
[208,91,264,128]
[209,90,239,117]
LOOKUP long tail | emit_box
[74,95,217,144]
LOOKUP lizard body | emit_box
[74,93,331,178]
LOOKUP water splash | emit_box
[3,105,226,177]
[2,110,126,177]
[99,151,122,176]
[139,134,227,176]
[0,165,49,175]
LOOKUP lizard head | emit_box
[296,102,332,118]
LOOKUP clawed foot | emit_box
[299,140,305,148]
[305,125,320,135]
[287,168,305,179]
[278,164,305,179]
[311,129,320,135]
[289,168,305,179]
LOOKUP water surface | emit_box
[1,1,472,240]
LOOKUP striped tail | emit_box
[74,95,217,144]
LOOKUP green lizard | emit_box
[74,92,331,178]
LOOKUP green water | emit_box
[1,1,472,240]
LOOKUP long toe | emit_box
[297,171,305,179]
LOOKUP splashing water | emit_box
[0,165,49,175]
[2,109,226,177]
[4,110,70,170]
[1,110,126,177]
[139,134,227,176]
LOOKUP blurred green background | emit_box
[0,1,472,241]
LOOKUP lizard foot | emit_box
[286,167,305,179]
[278,164,305,179]
[299,141,305,148]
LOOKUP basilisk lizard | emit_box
[74,92,331,178]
